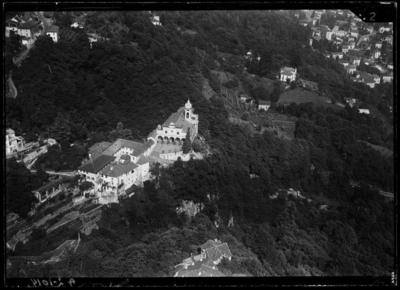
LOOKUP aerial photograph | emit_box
[4,7,395,285]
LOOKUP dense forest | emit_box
[6,11,394,277]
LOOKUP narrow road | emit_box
[13,47,32,67]
[7,73,18,98]
[30,169,77,177]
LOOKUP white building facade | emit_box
[280,67,297,82]
[6,129,25,158]
[153,100,199,143]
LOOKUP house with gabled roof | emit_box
[174,239,232,277]
[46,25,59,42]
[78,138,154,203]
[358,71,377,88]
[280,67,297,83]
[258,100,271,111]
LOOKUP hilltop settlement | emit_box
[5,9,393,279]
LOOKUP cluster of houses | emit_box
[5,128,57,168]
[5,12,59,47]
[343,97,371,115]
[7,101,201,207]
[301,10,393,88]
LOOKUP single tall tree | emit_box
[182,128,192,154]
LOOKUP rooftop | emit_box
[258,100,271,105]
[79,154,115,174]
[102,138,151,157]
[280,66,296,75]
[99,159,138,177]
[46,25,59,33]
[175,239,232,277]
[89,141,112,159]
[162,107,197,132]
[358,71,375,83]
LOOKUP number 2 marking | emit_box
[369,12,376,21]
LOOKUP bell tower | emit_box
[185,99,192,121]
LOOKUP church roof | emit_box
[162,107,196,132]
[79,154,115,174]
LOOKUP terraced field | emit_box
[278,87,343,110]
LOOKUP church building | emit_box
[148,99,199,144]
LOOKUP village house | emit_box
[339,59,350,68]
[70,22,84,29]
[358,108,370,115]
[174,239,232,277]
[372,74,381,84]
[383,36,392,45]
[331,52,344,60]
[46,25,59,42]
[347,41,356,50]
[372,50,381,59]
[382,72,393,83]
[350,56,361,66]
[359,71,376,88]
[350,28,359,38]
[344,97,357,108]
[86,33,110,48]
[333,37,344,46]
[33,178,67,204]
[332,26,347,38]
[6,129,25,158]
[5,26,19,38]
[239,93,252,103]
[379,26,391,33]
[280,67,297,82]
[342,45,351,54]
[347,36,356,43]
[258,100,271,111]
[366,26,374,33]
[298,19,311,27]
[150,15,162,26]
[375,42,382,49]
[346,64,357,75]
[244,51,253,61]
[321,25,333,41]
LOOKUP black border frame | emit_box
[2,0,397,288]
